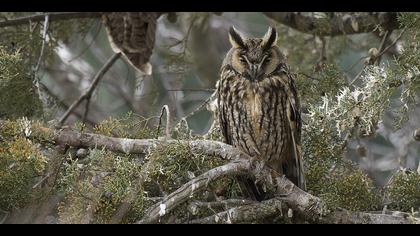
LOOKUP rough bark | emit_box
[188,197,285,224]
[138,160,251,224]
[264,12,400,36]
[4,123,414,224]
[0,12,401,38]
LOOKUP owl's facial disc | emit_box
[243,55,265,80]
[228,26,280,81]
[239,53,272,81]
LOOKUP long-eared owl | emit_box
[216,26,306,200]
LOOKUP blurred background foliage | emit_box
[0,12,419,223]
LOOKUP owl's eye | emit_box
[239,56,246,63]
[263,56,271,64]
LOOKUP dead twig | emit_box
[81,92,94,130]
[350,29,406,86]
[32,172,52,189]
[58,52,122,125]
[33,14,50,104]
[156,105,172,140]
[376,28,406,60]
[375,30,391,65]
[34,14,49,74]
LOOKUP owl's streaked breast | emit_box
[218,68,292,167]
[218,26,305,191]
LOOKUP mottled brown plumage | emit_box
[102,12,162,74]
[217,26,305,200]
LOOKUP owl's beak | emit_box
[248,64,263,80]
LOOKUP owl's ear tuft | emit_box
[229,26,246,49]
[262,27,277,50]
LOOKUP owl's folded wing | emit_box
[286,71,306,190]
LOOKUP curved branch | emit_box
[58,52,122,125]
[264,12,400,36]
[1,122,415,224]
[45,127,249,161]
[138,160,251,224]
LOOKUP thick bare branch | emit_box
[320,210,414,224]
[188,196,413,224]
[41,128,248,161]
[138,160,251,224]
[264,12,400,36]
[1,122,415,224]
[188,197,285,224]
[188,199,255,213]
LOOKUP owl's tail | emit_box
[282,136,306,191]
[237,133,306,201]
[237,147,306,201]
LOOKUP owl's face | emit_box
[226,26,284,81]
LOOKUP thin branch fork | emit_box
[58,52,122,125]
[376,28,407,60]
[350,28,406,86]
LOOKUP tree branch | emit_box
[1,122,415,224]
[34,14,50,74]
[156,105,172,140]
[319,209,415,224]
[187,197,285,224]
[0,12,102,28]
[39,82,98,127]
[350,28,406,86]
[376,28,406,59]
[138,160,251,224]
[32,14,50,108]
[188,199,255,213]
[58,52,122,125]
[264,12,400,36]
